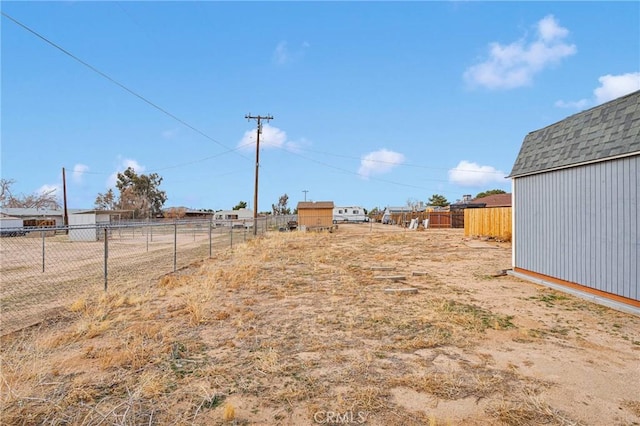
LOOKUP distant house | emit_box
[472,193,512,207]
[164,207,214,219]
[0,207,66,227]
[509,90,639,311]
[297,201,334,230]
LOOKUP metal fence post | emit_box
[209,218,213,258]
[104,227,108,291]
[230,220,233,249]
[146,222,149,252]
[173,221,177,272]
[41,229,45,273]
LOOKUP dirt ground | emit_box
[1,225,638,425]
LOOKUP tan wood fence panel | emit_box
[464,207,512,240]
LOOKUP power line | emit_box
[287,146,507,175]
[1,11,248,160]
[269,145,447,190]
[3,11,505,196]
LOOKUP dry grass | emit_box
[486,389,580,425]
[1,227,638,425]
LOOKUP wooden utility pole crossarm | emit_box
[245,113,274,236]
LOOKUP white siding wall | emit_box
[514,155,638,301]
[69,213,98,241]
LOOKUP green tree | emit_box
[114,167,167,218]
[475,189,506,199]
[233,201,248,210]
[428,194,449,207]
[272,193,291,215]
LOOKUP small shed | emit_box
[509,90,639,311]
[297,201,334,230]
[68,210,113,241]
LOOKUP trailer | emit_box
[333,206,367,223]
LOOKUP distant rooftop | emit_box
[472,193,512,207]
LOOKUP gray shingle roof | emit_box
[510,90,640,177]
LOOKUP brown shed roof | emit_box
[472,193,512,207]
[297,201,334,209]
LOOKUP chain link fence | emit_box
[0,216,296,335]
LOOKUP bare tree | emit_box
[0,179,60,209]
[95,188,117,210]
[272,193,290,215]
[0,179,15,206]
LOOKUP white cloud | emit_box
[106,158,146,188]
[272,40,310,66]
[538,15,569,42]
[594,72,640,104]
[238,124,300,151]
[37,183,61,198]
[448,160,506,187]
[72,163,89,183]
[464,15,576,90]
[555,71,640,109]
[358,149,405,179]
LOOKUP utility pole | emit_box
[245,113,273,236]
[302,190,309,202]
[62,167,69,234]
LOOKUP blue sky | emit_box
[2,1,639,212]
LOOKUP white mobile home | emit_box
[333,206,367,223]
[214,208,254,227]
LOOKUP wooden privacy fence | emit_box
[464,207,512,240]
[427,211,464,228]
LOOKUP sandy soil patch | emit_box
[1,225,638,425]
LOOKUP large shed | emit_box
[509,90,639,311]
[297,201,334,230]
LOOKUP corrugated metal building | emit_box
[509,90,639,311]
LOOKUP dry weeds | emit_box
[1,226,638,425]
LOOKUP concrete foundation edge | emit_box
[507,270,640,317]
